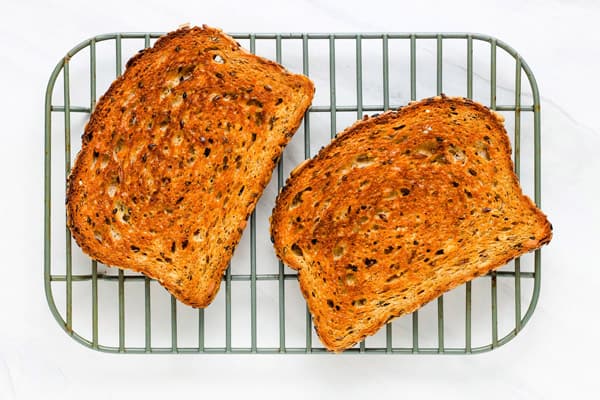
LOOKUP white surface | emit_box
[1,0,598,399]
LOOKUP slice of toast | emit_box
[67,25,314,307]
[270,96,552,351]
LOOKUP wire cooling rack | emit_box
[44,31,543,354]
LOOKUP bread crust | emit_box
[67,25,314,307]
[270,96,552,351]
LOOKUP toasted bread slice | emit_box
[270,96,552,351]
[67,25,314,307]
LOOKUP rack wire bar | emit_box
[144,276,151,352]
[89,37,100,350]
[63,59,72,334]
[57,100,533,111]
[142,33,153,353]
[50,104,534,114]
[274,34,287,352]
[44,31,543,354]
[465,281,472,352]
[329,34,337,139]
[198,307,205,352]
[436,34,445,353]
[247,33,259,353]
[489,38,499,349]
[514,56,522,333]
[225,263,232,352]
[91,261,98,349]
[48,270,534,282]
[465,34,474,353]
[171,295,178,352]
[302,33,313,353]
[118,270,125,352]
[382,33,393,353]
[409,33,419,354]
[355,34,366,354]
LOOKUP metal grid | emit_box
[44,32,542,354]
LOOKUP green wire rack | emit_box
[44,31,543,354]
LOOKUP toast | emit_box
[67,25,314,307]
[270,96,552,351]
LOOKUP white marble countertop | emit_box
[1,0,598,399]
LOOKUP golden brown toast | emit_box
[67,25,314,307]
[270,96,552,352]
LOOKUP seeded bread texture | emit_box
[270,96,552,352]
[67,25,315,307]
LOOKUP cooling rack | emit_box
[44,31,543,354]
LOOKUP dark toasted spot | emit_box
[291,243,303,257]
[364,258,377,267]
